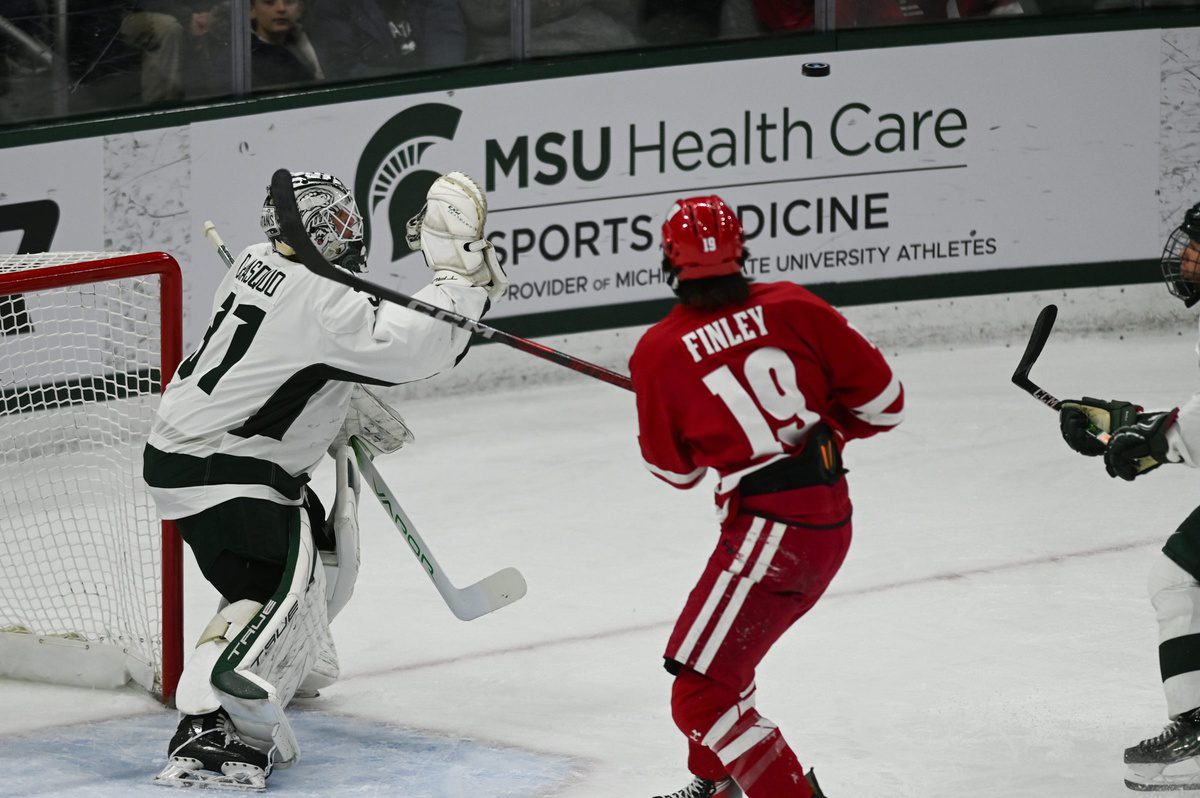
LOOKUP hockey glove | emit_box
[1059,397,1140,457]
[1104,409,1179,481]
[408,171,510,301]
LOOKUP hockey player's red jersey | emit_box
[629,280,903,496]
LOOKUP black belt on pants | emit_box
[738,423,846,497]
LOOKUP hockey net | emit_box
[0,252,183,701]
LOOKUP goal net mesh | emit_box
[0,252,171,695]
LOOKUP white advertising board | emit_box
[190,29,1163,325]
[0,27,1185,350]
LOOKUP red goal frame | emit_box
[0,252,185,701]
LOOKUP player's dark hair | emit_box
[666,256,751,311]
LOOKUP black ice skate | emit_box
[806,768,829,796]
[154,708,271,791]
[651,768,826,797]
[652,776,743,798]
[1125,707,1200,791]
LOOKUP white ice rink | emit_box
[2,315,1198,797]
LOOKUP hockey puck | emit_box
[801,62,830,77]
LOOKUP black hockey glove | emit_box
[1059,397,1140,457]
[1104,409,1179,481]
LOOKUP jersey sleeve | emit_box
[811,306,905,442]
[313,279,488,385]
[630,336,706,490]
[1167,394,1200,467]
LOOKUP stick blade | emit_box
[1011,303,1057,385]
[448,567,528,621]
[269,168,343,282]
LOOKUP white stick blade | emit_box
[448,567,528,621]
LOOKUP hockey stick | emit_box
[1011,303,1111,444]
[202,220,235,268]
[267,168,634,392]
[350,437,527,621]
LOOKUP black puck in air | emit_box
[801,62,830,77]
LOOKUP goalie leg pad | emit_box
[1150,553,1200,718]
[209,508,332,768]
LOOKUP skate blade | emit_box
[1126,760,1200,791]
[153,758,267,791]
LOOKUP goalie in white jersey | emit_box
[1058,201,1200,792]
[143,170,507,790]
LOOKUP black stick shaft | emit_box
[269,169,633,392]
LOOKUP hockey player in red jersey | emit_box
[630,196,904,798]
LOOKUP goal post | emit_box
[0,251,184,702]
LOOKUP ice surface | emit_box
[1,327,1196,797]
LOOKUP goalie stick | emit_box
[350,437,527,620]
[203,220,235,268]
[268,168,634,393]
[1011,303,1111,444]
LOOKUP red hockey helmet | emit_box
[661,195,744,284]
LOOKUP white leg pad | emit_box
[210,512,330,768]
[218,672,299,767]
[296,630,340,695]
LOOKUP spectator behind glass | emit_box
[639,0,722,43]
[459,0,639,61]
[0,1,49,100]
[119,0,224,101]
[250,0,324,88]
[306,0,466,81]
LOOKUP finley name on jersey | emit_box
[682,306,768,363]
[235,256,288,297]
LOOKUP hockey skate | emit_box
[651,768,826,798]
[652,776,743,798]
[1125,708,1200,791]
[154,708,271,791]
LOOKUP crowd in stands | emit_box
[0,0,1156,123]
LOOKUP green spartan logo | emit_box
[355,103,463,262]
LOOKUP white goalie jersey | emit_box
[146,242,486,519]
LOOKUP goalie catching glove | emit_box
[1104,409,1179,481]
[407,171,509,301]
[1059,397,1140,457]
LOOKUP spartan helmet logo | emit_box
[355,104,464,262]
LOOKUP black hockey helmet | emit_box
[1162,202,1200,308]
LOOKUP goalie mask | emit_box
[1162,202,1200,308]
[261,172,367,273]
[661,195,744,289]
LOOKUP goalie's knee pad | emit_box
[174,599,265,717]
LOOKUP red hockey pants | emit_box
[665,481,852,797]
